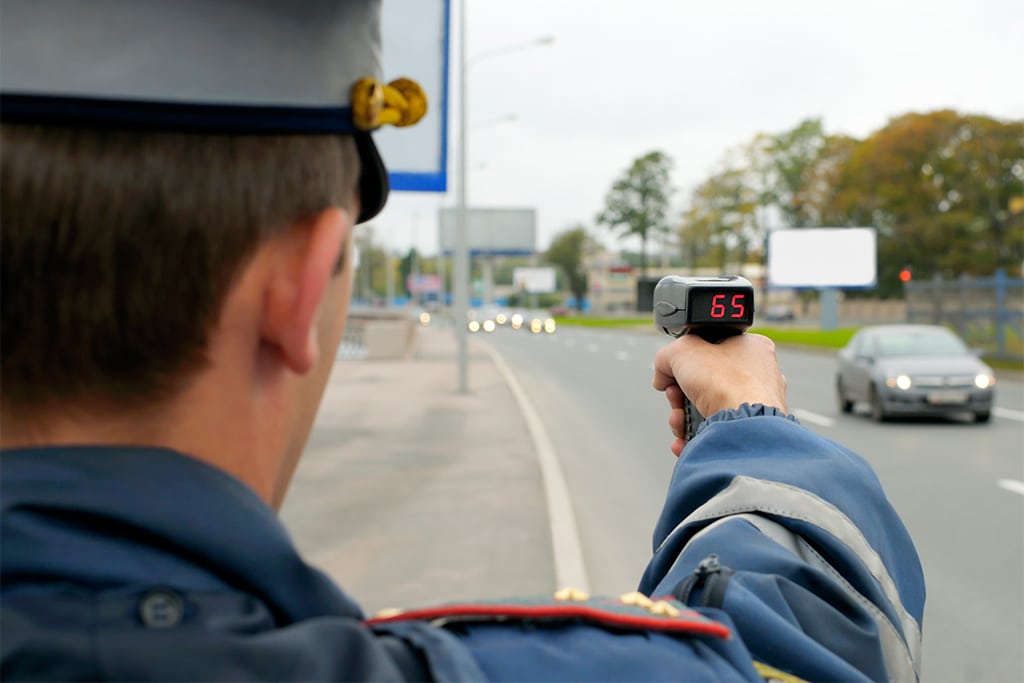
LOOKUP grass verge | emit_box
[553,317,1022,373]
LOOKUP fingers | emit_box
[667,406,686,457]
[664,382,688,457]
[664,383,686,411]
[652,332,788,420]
[652,334,700,392]
[666,396,686,435]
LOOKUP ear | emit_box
[261,208,351,374]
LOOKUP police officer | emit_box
[0,1,923,681]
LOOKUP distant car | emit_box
[761,304,796,322]
[466,308,496,333]
[409,308,431,326]
[508,309,556,334]
[836,324,995,423]
[524,309,557,334]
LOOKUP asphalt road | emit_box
[484,325,1024,683]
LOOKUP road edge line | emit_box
[483,342,591,593]
[997,479,1024,496]
[993,407,1024,422]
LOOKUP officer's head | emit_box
[0,0,425,506]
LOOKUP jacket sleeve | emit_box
[637,404,925,682]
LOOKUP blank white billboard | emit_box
[438,207,536,255]
[767,227,877,288]
[512,267,557,293]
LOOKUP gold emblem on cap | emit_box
[352,77,428,130]
[372,607,405,619]
[553,586,590,602]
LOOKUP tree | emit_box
[679,110,1023,297]
[677,205,717,269]
[545,226,592,311]
[764,118,828,227]
[794,133,859,227]
[679,159,760,270]
[399,247,420,298]
[354,224,389,300]
[596,151,674,278]
[829,110,1024,295]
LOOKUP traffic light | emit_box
[899,267,912,283]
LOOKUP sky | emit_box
[370,0,1024,257]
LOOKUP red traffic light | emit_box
[899,269,912,283]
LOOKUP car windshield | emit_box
[875,330,968,357]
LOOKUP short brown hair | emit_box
[1,125,359,414]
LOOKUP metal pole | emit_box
[452,25,553,392]
[385,250,394,307]
[453,0,469,393]
[411,214,420,306]
[437,237,447,308]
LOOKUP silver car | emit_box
[836,324,995,423]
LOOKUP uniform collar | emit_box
[0,445,364,622]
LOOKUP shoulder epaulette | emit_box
[366,587,731,639]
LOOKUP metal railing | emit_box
[906,269,1024,361]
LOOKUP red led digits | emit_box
[710,294,726,318]
[730,293,745,319]
[709,293,746,319]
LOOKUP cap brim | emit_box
[355,133,389,224]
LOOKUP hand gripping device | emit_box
[653,276,755,442]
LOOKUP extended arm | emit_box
[645,334,924,681]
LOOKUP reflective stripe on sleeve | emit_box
[660,475,922,680]
[690,514,917,682]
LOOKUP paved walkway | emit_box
[280,322,555,615]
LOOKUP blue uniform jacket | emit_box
[1,405,924,681]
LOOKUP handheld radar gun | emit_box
[653,276,755,442]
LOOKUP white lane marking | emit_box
[614,351,630,361]
[484,344,590,592]
[791,408,835,428]
[994,407,1024,422]
[997,479,1024,496]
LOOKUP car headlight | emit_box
[529,319,543,333]
[886,374,912,390]
[544,318,557,334]
[482,319,496,333]
[975,373,995,389]
[418,312,431,325]
[468,320,481,333]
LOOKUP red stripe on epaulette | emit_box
[366,599,731,640]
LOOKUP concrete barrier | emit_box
[361,318,416,360]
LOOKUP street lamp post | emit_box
[453,2,470,393]
[452,6,553,392]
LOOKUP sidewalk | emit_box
[280,322,555,616]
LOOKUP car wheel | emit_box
[974,411,991,423]
[869,385,888,422]
[836,377,853,414]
